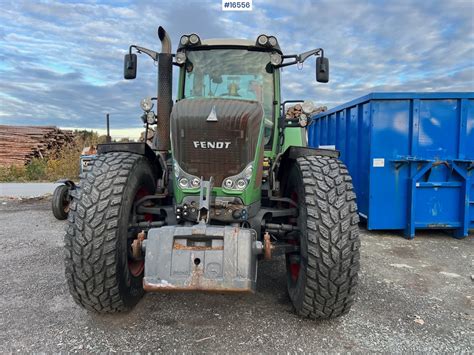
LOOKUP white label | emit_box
[222,0,252,11]
[373,158,385,167]
[319,145,336,150]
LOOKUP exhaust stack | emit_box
[156,26,173,152]
[158,26,172,53]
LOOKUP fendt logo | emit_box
[193,141,231,149]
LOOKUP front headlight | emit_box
[140,97,154,112]
[179,177,189,188]
[268,36,278,47]
[244,165,253,180]
[222,162,254,191]
[173,160,180,178]
[174,160,200,189]
[189,33,200,45]
[180,35,189,46]
[190,178,201,188]
[257,34,268,46]
[176,51,186,65]
[224,178,234,189]
[236,179,247,190]
[270,52,282,66]
[146,111,156,124]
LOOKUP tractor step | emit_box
[143,223,260,292]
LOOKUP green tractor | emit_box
[64,27,360,319]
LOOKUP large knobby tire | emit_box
[64,152,156,313]
[285,155,360,319]
[52,185,70,220]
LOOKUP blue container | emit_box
[308,92,474,238]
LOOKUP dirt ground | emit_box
[0,197,472,352]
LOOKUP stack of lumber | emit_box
[286,104,327,119]
[0,125,75,167]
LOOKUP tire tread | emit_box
[64,152,144,313]
[294,155,360,319]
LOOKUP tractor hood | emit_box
[170,98,264,186]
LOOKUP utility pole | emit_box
[106,113,111,143]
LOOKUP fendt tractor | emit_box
[64,27,360,320]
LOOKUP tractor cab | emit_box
[177,38,279,151]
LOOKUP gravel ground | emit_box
[0,197,472,352]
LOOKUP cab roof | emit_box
[201,38,255,46]
[177,37,282,54]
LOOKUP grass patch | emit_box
[0,165,28,182]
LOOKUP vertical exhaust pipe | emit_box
[158,26,172,53]
[156,26,172,152]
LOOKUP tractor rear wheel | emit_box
[285,155,360,319]
[64,152,156,313]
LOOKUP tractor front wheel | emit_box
[64,152,156,313]
[285,155,360,319]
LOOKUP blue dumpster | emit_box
[308,92,474,238]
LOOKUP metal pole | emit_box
[106,113,111,143]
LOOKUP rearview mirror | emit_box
[124,54,137,79]
[316,57,329,83]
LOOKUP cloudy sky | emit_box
[0,0,473,135]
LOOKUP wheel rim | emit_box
[289,262,300,282]
[62,190,70,213]
[127,187,150,277]
[128,257,144,277]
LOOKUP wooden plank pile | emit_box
[0,125,75,167]
[285,103,327,119]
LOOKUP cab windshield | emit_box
[183,49,274,146]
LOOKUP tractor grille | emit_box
[171,98,263,185]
